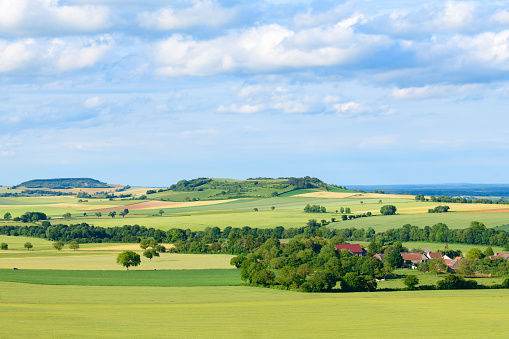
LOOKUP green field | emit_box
[1,282,508,338]
[0,269,241,286]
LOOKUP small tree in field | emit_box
[108,211,116,218]
[95,212,102,218]
[63,212,72,219]
[69,241,80,251]
[4,212,11,220]
[143,248,159,261]
[116,251,141,270]
[53,241,64,251]
[159,209,164,216]
[1,242,8,250]
[24,242,33,250]
[404,275,419,290]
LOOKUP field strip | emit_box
[292,192,415,199]
[85,199,237,212]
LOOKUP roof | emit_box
[490,253,509,260]
[401,252,428,262]
[334,244,365,254]
[373,253,385,261]
[427,252,442,259]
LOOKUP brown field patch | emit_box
[85,199,235,212]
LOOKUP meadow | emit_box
[1,282,508,338]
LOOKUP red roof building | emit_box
[401,252,429,264]
[427,252,442,259]
[334,244,366,256]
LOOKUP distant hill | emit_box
[17,178,110,189]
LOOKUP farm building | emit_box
[400,252,429,264]
[334,244,366,256]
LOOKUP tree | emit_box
[380,205,397,215]
[469,221,486,230]
[140,239,151,250]
[339,207,344,214]
[119,209,129,217]
[456,258,475,276]
[69,241,80,251]
[428,258,447,275]
[159,209,164,216]
[108,211,116,218]
[271,206,275,210]
[384,248,403,268]
[53,241,64,251]
[24,242,33,250]
[253,208,258,212]
[466,248,484,260]
[143,248,159,261]
[95,212,102,218]
[63,212,72,219]
[1,242,8,250]
[116,251,141,270]
[344,207,351,214]
[3,212,11,220]
[404,275,419,290]
[484,246,495,257]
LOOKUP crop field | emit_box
[1,282,508,338]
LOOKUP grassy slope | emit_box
[0,282,508,338]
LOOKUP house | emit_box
[334,244,366,256]
[489,253,509,261]
[400,252,429,264]
[443,256,462,272]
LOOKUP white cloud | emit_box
[0,36,113,74]
[333,101,368,117]
[83,97,103,108]
[138,0,235,30]
[0,0,111,36]
[0,39,35,72]
[154,20,390,76]
[217,104,265,114]
[392,84,482,100]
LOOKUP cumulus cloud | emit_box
[138,0,235,30]
[0,0,111,36]
[153,19,390,76]
[83,97,103,108]
[333,101,369,117]
[0,35,113,74]
[217,104,265,114]
[392,84,482,100]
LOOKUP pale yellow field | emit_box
[294,191,415,199]
[0,252,234,270]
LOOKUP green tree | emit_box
[159,209,164,216]
[484,246,495,257]
[404,275,419,290]
[24,242,33,250]
[108,211,116,218]
[466,248,484,260]
[143,248,159,261]
[271,206,275,210]
[469,221,486,230]
[63,212,72,219]
[339,207,344,213]
[119,209,129,217]
[1,242,8,250]
[3,212,11,220]
[456,258,475,276]
[384,248,403,268]
[95,212,102,218]
[139,239,151,250]
[428,258,447,275]
[53,241,64,251]
[116,251,141,270]
[69,241,80,251]
[380,205,397,215]
[253,208,258,212]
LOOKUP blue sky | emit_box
[1,0,509,186]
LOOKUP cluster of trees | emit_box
[380,205,397,215]
[415,194,509,205]
[12,212,48,223]
[169,178,213,191]
[231,235,397,292]
[428,205,450,213]
[337,207,351,214]
[17,178,109,189]
[304,204,327,213]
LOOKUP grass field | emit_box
[0,269,241,286]
[0,282,508,338]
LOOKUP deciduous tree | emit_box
[69,241,80,251]
[116,251,141,270]
[24,242,33,250]
[53,241,64,251]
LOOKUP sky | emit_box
[1,0,509,186]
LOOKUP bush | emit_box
[436,275,478,290]
[380,205,397,215]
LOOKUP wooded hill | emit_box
[16,178,110,189]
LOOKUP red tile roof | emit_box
[334,244,365,254]
[427,252,442,259]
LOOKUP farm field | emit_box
[1,282,508,338]
[3,192,509,231]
